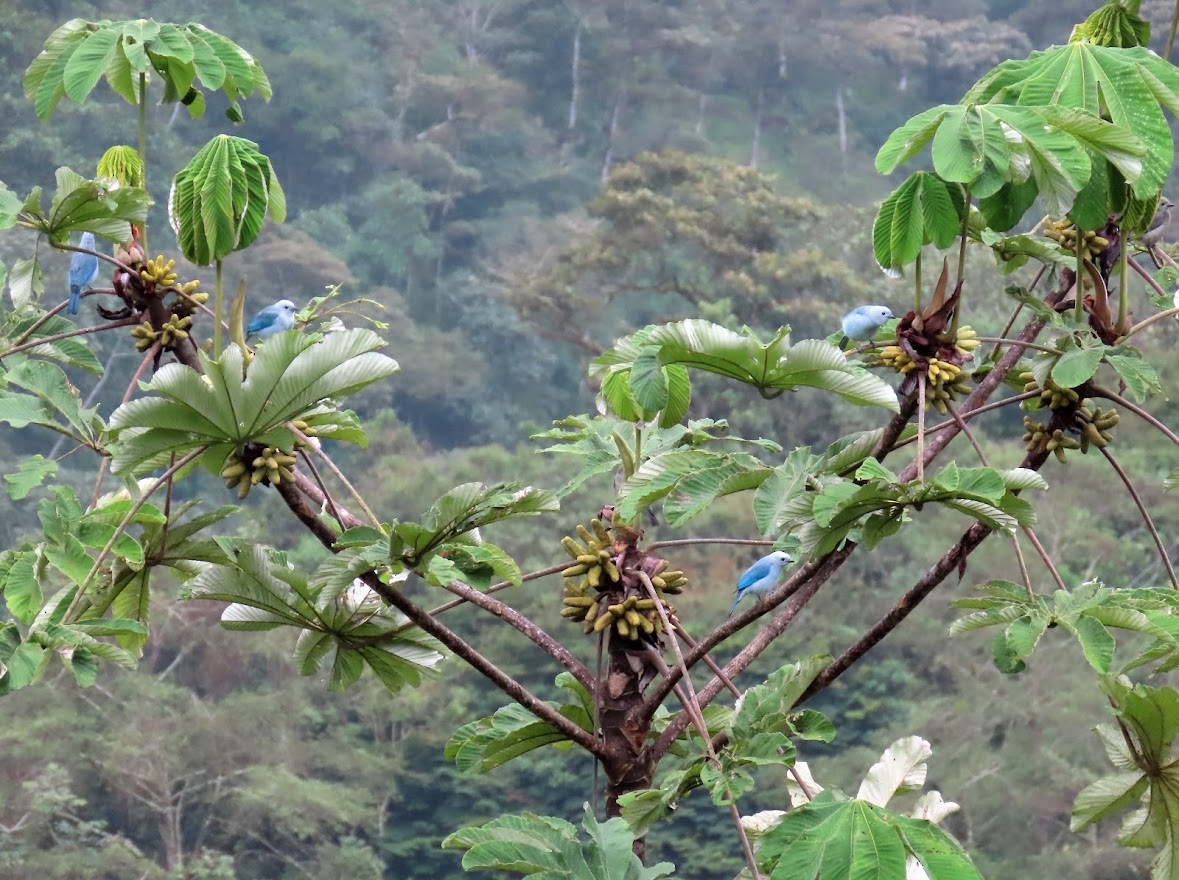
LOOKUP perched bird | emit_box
[67,232,100,315]
[839,304,894,348]
[1141,197,1174,247]
[246,299,298,339]
[728,550,793,617]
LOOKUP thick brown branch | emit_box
[650,545,854,758]
[796,521,990,705]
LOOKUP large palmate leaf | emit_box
[25,19,270,122]
[185,545,445,695]
[1073,676,1179,880]
[19,166,151,245]
[108,328,397,475]
[0,356,105,446]
[755,737,979,880]
[965,43,1179,210]
[1,314,103,374]
[443,805,675,879]
[951,580,1179,675]
[169,134,286,265]
[616,450,771,525]
[753,454,1041,556]
[446,674,594,773]
[5,169,150,309]
[877,102,1142,235]
[592,320,899,417]
[388,481,559,567]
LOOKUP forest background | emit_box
[1,0,1176,878]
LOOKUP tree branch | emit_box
[274,472,601,753]
[439,579,595,691]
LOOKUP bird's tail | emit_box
[67,285,81,316]
[728,594,742,618]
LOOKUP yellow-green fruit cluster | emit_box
[879,345,916,375]
[140,255,179,287]
[561,583,675,639]
[159,314,192,347]
[649,559,687,595]
[1075,400,1119,452]
[220,447,298,498]
[560,519,620,591]
[1023,417,1081,462]
[926,377,973,416]
[953,325,980,358]
[1019,371,1080,410]
[1042,219,1109,261]
[130,321,161,352]
[289,419,319,448]
[171,280,207,312]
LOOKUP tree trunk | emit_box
[599,642,657,857]
[569,17,582,131]
[750,87,764,167]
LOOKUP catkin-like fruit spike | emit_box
[576,524,596,545]
[562,564,588,577]
[624,609,643,627]
[615,619,632,639]
[586,566,601,589]
[576,554,599,566]
[561,606,586,618]
[563,595,594,607]
[593,612,614,632]
[584,601,600,623]
[591,518,611,543]
[561,536,587,557]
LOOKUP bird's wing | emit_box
[68,253,97,287]
[737,557,773,590]
[247,307,278,332]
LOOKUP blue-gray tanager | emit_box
[246,299,298,339]
[67,232,100,315]
[839,304,894,348]
[729,550,793,617]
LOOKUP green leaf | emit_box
[1070,614,1116,672]
[0,551,42,625]
[753,449,825,535]
[108,330,397,475]
[592,321,898,415]
[1050,338,1105,388]
[760,797,902,880]
[62,26,120,103]
[169,135,284,265]
[872,171,961,271]
[443,805,675,879]
[876,105,954,173]
[5,455,58,500]
[1105,346,1162,402]
[967,44,1175,200]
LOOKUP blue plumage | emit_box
[246,299,298,339]
[67,232,100,316]
[840,304,894,348]
[728,550,793,617]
